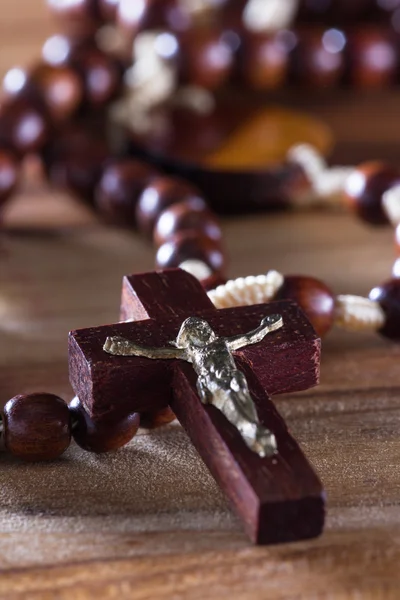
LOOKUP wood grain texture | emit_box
[2,0,400,597]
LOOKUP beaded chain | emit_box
[1,0,400,461]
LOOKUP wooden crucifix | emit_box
[69,269,324,545]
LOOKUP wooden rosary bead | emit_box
[47,0,101,35]
[118,0,191,37]
[0,98,50,157]
[346,28,399,88]
[156,231,226,274]
[44,129,109,202]
[139,407,176,429]
[176,28,235,90]
[136,177,206,238]
[240,33,289,90]
[344,162,400,225]
[153,199,222,247]
[369,279,400,340]
[274,275,335,337]
[0,149,20,209]
[98,0,119,22]
[69,397,140,453]
[291,28,346,87]
[3,393,71,461]
[4,64,84,123]
[70,45,123,108]
[95,159,156,226]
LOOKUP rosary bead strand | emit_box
[69,397,140,452]
[207,272,398,340]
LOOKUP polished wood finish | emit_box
[344,161,400,225]
[44,127,109,202]
[153,199,221,246]
[3,0,400,594]
[95,159,156,227]
[0,150,20,208]
[139,406,176,429]
[155,231,226,273]
[369,278,400,340]
[275,275,336,337]
[3,393,71,461]
[0,98,50,157]
[69,397,140,452]
[136,177,206,237]
[69,270,323,544]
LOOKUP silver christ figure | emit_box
[103,314,283,457]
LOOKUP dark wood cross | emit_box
[69,269,325,545]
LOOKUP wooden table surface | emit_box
[2,2,400,599]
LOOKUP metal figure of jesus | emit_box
[103,313,283,457]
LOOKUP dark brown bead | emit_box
[291,28,346,87]
[4,64,84,123]
[369,279,400,340]
[3,393,71,461]
[42,34,85,68]
[47,0,100,35]
[153,199,222,247]
[140,406,176,429]
[344,162,400,225]
[240,33,289,90]
[69,397,140,453]
[0,149,20,209]
[95,159,156,226]
[274,275,335,337]
[98,0,119,22]
[136,176,206,238]
[44,129,109,202]
[156,231,226,274]
[118,0,191,37]
[177,28,235,90]
[70,46,123,108]
[347,28,398,88]
[0,98,50,157]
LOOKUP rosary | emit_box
[1,0,400,546]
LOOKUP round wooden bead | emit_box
[344,162,400,225]
[44,129,109,202]
[240,32,289,90]
[177,28,235,90]
[0,149,20,209]
[47,0,100,34]
[153,199,222,247]
[3,393,71,461]
[4,64,84,123]
[0,98,50,157]
[95,159,156,226]
[69,397,140,453]
[98,0,119,22]
[118,0,191,36]
[274,275,335,337]
[70,46,122,108]
[156,231,226,274]
[139,407,176,429]
[291,28,346,87]
[369,279,400,340]
[347,28,398,88]
[136,176,206,238]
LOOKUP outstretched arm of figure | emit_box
[226,314,283,351]
[103,336,187,360]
